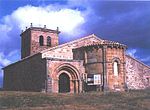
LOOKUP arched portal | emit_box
[59,73,70,93]
[54,63,81,93]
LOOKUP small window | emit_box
[39,35,44,46]
[113,61,119,76]
[47,36,51,46]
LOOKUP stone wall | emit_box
[126,55,150,89]
[73,45,126,91]
[106,47,126,91]
[73,46,103,75]
[21,27,59,59]
[30,28,59,55]
[3,54,46,91]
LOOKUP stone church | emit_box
[3,26,150,93]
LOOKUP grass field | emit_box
[0,89,150,110]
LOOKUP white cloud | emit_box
[0,24,12,42]
[0,50,20,67]
[3,5,85,35]
[126,49,137,58]
[0,52,11,66]
[8,50,19,57]
[127,49,150,65]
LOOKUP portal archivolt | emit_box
[56,63,80,93]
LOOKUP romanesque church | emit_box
[3,25,150,93]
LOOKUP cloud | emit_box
[78,1,150,65]
[3,5,85,35]
[82,2,150,47]
[126,49,137,58]
[0,24,12,41]
[0,50,20,67]
[126,48,150,66]
[0,4,89,55]
[0,52,11,67]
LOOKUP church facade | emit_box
[3,26,150,93]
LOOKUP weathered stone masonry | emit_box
[126,55,150,89]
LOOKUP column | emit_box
[52,79,58,93]
[102,45,108,92]
[70,80,74,93]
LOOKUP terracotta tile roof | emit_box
[78,39,127,48]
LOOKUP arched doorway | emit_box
[55,63,81,93]
[59,73,70,93]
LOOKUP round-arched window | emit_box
[47,36,51,46]
[39,35,43,46]
[113,61,119,76]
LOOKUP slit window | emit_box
[39,35,44,46]
[113,61,119,76]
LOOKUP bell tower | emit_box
[20,24,60,59]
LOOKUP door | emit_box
[59,73,70,93]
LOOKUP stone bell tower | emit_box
[20,24,60,59]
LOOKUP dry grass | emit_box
[0,89,150,110]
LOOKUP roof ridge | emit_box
[41,34,103,53]
[74,38,126,48]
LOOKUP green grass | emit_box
[0,89,150,110]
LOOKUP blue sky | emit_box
[0,0,150,88]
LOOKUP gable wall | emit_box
[42,36,101,60]
[126,55,150,89]
[3,54,46,91]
